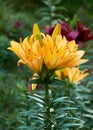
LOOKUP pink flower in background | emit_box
[14,20,22,28]
[43,20,93,47]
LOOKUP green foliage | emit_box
[51,76,93,129]
[0,1,37,40]
[70,82,93,129]
[36,0,68,26]
[0,71,26,130]
[14,92,84,130]
[0,35,18,70]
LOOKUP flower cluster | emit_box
[44,20,93,47]
[8,23,89,89]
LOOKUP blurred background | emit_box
[0,0,93,129]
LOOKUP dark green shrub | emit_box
[0,35,18,70]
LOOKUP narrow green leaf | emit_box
[33,94,44,100]
[63,123,82,127]
[29,95,45,105]
[52,0,62,5]
[55,6,68,12]
[82,114,93,119]
[52,97,67,103]
[16,126,29,129]
[57,107,77,111]
[51,79,64,86]
[56,114,66,119]
[65,117,84,123]
[84,108,93,114]
[52,97,74,105]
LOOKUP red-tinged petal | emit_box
[77,22,83,31]
[83,29,93,41]
[43,26,50,33]
[58,20,72,32]
[66,31,79,41]
[76,41,84,47]
[77,22,93,42]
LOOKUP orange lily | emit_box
[42,34,88,70]
[8,23,88,73]
[55,67,89,84]
[8,24,43,73]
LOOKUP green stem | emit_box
[65,83,72,98]
[25,92,31,126]
[45,83,51,130]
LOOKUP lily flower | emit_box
[42,24,88,70]
[8,24,43,73]
[55,67,89,84]
[8,23,88,83]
